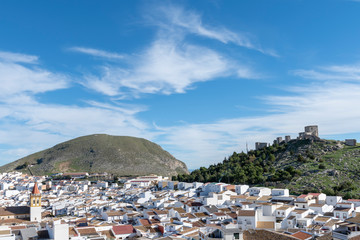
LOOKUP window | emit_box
[343,213,347,218]
[234,233,240,239]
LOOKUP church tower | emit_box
[30,182,41,222]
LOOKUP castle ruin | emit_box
[254,125,320,150]
[255,142,268,150]
[298,125,319,140]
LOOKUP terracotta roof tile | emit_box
[32,182,41,195]
[291,231,312,240]
[112,225,135,235]
[238,210,255,216]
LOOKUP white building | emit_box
[203,183,228,195]
[237,210,257,230]
[249,187,271,197]
[333,203,354,220]
[0,226,15,240]
[235,185,249,195]
[46,220,69,240]
[326,196,343,206]
[271,189,289,197]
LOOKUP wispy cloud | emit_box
[0,56,68,99]
[156,64,360,168]
[0,99,152,163]
[80,5,264,97]
[148,5,277,56]
[0,51,38,64]
[293,64,360,81]
[0,99,154,164]
[69,47,125,60]
[84,39,241,96]
[2,50,360,169]
[0,51,152,164]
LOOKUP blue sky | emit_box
[1,0,360,169]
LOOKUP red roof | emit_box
[32,182,40,195]
[139,219,151,226]
[225,185,236,190]
[112,225,134,235]
[292,231,312,240]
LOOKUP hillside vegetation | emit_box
[174,139,360,198]
[0,134,189,177]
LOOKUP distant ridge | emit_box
[0,134,189,176]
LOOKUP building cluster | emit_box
[0,172,360,239]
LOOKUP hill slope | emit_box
[0,134,189,176]
[176,139,360,198]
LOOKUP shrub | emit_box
[297,154,307,163]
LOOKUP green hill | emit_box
[0,134,189,177]
[175,139,360,198]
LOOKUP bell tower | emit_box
[30,182,42,222]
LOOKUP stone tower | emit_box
[304,125,319,137]
[30,182,42,222]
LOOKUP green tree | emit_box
[269,154,276,162]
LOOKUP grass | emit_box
[270,141,360,196]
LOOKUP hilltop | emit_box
[0,134,189,177]
[175,139,360,198]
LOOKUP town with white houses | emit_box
[0,172,359,240]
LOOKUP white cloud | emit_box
[293,64,360,81]
[237,67,260,79]
[0,62,68,100]
[148,5,277,56]
[69,47,125,60]
[0,98,155,165]
[156,65,360,168]
[1,102,148,137]
[0,51,153,165]
[0,51,38,64]
[77,5,266,97]
[2,49,360,170]
[84,39,250,96]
